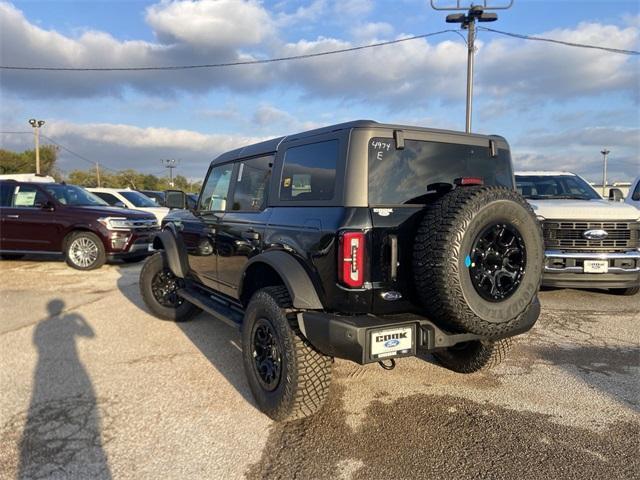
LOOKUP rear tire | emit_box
[65,231,106,270]
[434,339,512,373]
[242,286,333,422]
[610,287,639,296]
[413,186,544,338]
[139,252,201,321]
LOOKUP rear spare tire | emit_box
[413,186,543,338]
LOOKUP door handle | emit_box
[6,215,19,219]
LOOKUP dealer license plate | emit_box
[584,260,608,273]
[370,326,413,359]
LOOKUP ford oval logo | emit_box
[583,229,608,240]
[384,339,400,348]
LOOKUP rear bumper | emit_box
[543,250,640,289]
[298,298,540,365]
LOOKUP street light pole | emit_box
[162,159,178,188]
[28,118,45,175]
[432,1,512,133]
[601,148,610,197]
[465,17,476,133]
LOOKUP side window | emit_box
[232,155,272,211]
[0,183,13,207]
[93,192,120,205]
[199,164,234,211]
[8,185,48,208]
[280,140,338,201]
[633,181,640,201]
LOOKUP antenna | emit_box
[431,1,514,133]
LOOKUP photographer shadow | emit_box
[18,299,111,479]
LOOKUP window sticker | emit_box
[14,190,37,207]
[283,177,291,188]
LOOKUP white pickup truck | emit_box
[515,171,640,295]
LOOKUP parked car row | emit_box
[0,179,159,270]
[0,176,201,269]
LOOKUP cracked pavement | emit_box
[1,257,638,479]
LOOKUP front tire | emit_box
[434,338,512,373]
[139,252,201,321]
[242,286,333,422]
[65,231,106,270]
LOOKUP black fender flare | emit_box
[152,230,189,278]
[240,250,323,310]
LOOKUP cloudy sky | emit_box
[1,0,638,182]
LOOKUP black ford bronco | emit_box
[139,120,544,421]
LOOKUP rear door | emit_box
[0,183,58,252]
[365,133,514,312]
[215,155,273,297]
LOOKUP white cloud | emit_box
[351,22,394,40]
[513,126,640,182]
[334,0,373,17]
[0,120,263,177]
[146,0,275,48]
[275,0,327,26]
[478,22,640,99]
[0,2,638,108]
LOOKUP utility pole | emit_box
[601,148,610,197]
[162,159,178,187]
[431,1,513,133]
[96,162,101,187]
[28,118,46,175]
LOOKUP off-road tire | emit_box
[242,286,333,422]
[64,231,106,270]
[610,287,639,296]
[413,186,544,338]
[139,252,201,321]
[434,338,512,373]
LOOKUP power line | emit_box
[0,30,460,71]
[0,27,636,73]
[478,26,640,55]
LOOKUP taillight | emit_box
[339,231,365,288]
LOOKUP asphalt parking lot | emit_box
[1,257,638,480]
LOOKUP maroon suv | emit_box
[0,180,159,270]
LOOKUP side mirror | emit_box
[39,200,55,211]
[165,190,186,209]
[114,201,126,208]
[609,188,624,202]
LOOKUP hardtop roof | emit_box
[211,120,506,165]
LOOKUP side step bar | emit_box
[177,287,244,328]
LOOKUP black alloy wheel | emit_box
[469,223,527,302]
[251,318,282,392]
[151,269,184,308]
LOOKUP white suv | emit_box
[515,171,639,295]
[88,188,169,222]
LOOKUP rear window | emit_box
[280,140,338,201]
[368,138,513,205]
